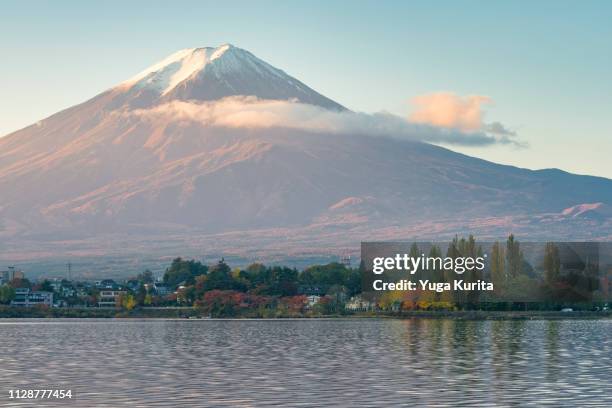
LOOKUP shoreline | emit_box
[0,307,610,320]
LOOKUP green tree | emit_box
[204,259,241,292]
[264,266,298,296]
[490,241,506,300]
[299,262,349,292]
[445,236,464,304]
[163,258,208,287]
[0,285,16,304]
[345,265,362,296]
[136,284,147,305]
[506,234,523,278]
[137,270,154,284]
[426,245,444,302]
[409,243,420,259]
[40,280,54,292]
[543,242,560,286]
[455,235,482,306]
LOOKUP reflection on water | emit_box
[0,319,610,407]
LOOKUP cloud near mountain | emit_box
[127,96,519,146]
[409,92,520,145]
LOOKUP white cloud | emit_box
[128,96,522,147]
[409,92,521,145]
[410,92,490,132]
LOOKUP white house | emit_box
[306,295,321,308]
[345,295,376,312]
[98,289,126,307]
[11,288,53,307]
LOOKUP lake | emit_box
[0,318,610,407]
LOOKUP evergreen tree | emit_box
[506,234,523,278]
[543,242,560,286]
[428,245,443,301]
[205,258,239,291]
[491,241,506,289]
[163,258,208,287]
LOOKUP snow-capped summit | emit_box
[121,44,247,94]
[115,44,345,110]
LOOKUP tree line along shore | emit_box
[1,235,609,318]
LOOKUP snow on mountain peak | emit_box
[122,44,242,95]
[115,44,346,110]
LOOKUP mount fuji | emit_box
[0,44,610,274]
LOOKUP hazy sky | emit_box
[1,0,611,177]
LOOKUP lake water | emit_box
[0,318,610,407]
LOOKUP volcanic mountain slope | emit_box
[0,43,611,252]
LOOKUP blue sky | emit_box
[1,0,611,177]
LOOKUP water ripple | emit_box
[0,318,610,407]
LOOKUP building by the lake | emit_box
[95,280,127,307]
[10,288,53,307]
